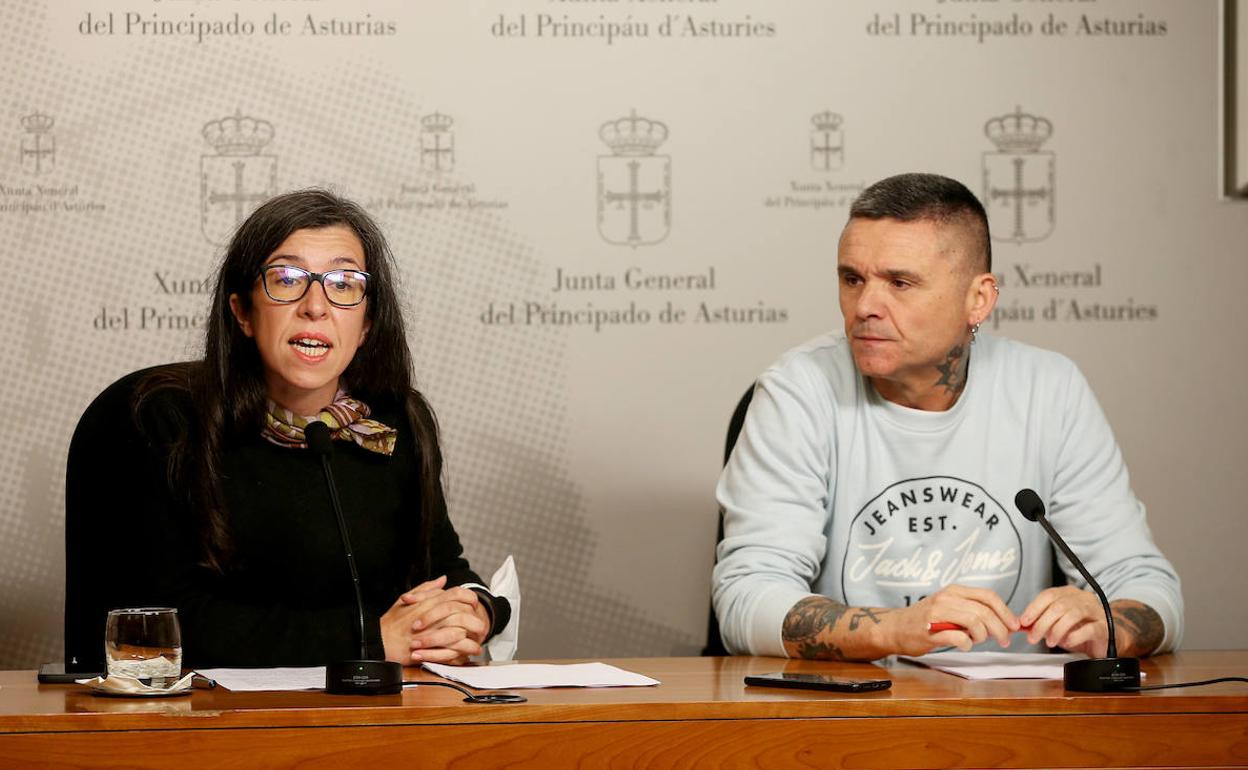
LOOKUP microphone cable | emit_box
[402,679,527,703]
[1122,676,1248,692]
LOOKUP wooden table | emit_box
[1,652,1245,768]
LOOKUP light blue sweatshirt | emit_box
[713,332,1183,657]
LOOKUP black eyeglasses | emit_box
[259,265,371,307]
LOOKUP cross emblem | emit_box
[810,131,843,171]
[21,133,54,174]
[604,159,666,245]
[207,160,270,228]
[989,157,1049,241]
[421,133,454,171]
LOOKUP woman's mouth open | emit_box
[290,334,332,360]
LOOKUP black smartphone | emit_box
[743,672,892,692]
[37,662,100,684]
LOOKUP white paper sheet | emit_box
[422,661,660,690]
[899,652,1083,680]
[194,666,326,691]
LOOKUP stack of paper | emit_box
[423,662,659,689]
[195,667,325,692]
[193,662,661,692]
[899,652,1082,680]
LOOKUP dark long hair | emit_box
[136,189,444,575]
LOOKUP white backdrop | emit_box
[2,0,1245,667]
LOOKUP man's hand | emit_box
[780,584,1019,661]
[1020,586,1105,656]
[1021,588,1164,657]
[897,585,1021,655]
[380,576,491,665]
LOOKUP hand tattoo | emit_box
[935,343,968,396]
[1112,601,1164,656]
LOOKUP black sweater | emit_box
[65,365,507,670]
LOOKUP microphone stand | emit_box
[1015,489,1140,692]
[308,421,403,695]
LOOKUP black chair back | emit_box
[701,385,754,656]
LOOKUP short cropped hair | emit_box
[849,173,992,273]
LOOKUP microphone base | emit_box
[326,659,403,695]
[1063,656,1140,692]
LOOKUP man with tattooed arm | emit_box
[712,173,1182,661]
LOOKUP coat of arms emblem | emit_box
[983,107,1055,243]
[420,112,455,172]
[597,110,670,247]
[810,111,844,172]
[200,112,277,246]
[20,112,55,175]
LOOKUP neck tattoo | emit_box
[934,342,970,397]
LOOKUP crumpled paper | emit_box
[76,673,194,696]
[485,555,519,662]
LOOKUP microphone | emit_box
[1014,488,1140,692]
[306,421,403,696]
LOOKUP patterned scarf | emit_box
[262,392,397,457]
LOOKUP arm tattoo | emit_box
[783,596,849,660]
[1112,601,1164,656]
[794,641,846,660]
[848,607,892,631]
[782,597,890,660]
[935,343,969,396]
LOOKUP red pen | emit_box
[927,622,1033,633]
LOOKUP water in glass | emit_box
[105,608,183,686]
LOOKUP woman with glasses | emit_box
[65,189,509,670]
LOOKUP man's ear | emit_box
[966,273,999,328]
[228,293,254,338]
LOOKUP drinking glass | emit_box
[104,608,183,686]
